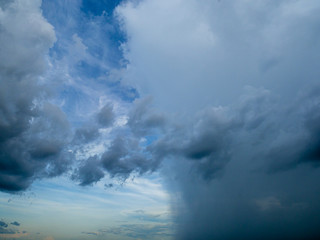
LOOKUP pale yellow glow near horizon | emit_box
[0,175,173,240]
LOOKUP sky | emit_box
[1,0,320,239]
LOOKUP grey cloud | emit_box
[0,220,17,235]
[97,103,114,127]
[259,88,320,172]
[71,98,166,186]
[72,156,104,186]
[71,104,114,157]
[102,223,173,240]
[0,221,8,228]
[148,85,320,180]
[71,104,116,146]
[10,221,20,226]
[0,103,72,191]
[135,86,320,239]
[73,125,100,144]
[165,88,320,240]
[128,97,167,136]
[0,0,72,192]
[101,136,159,179]
[182,112,237,180]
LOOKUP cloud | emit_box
[72,156,104,186]
[72,125,100,145]
[116,0,320,239]
[0,0,164,192]
[116,0,320,112]
[143,84,320,240]
[128,97,167,137]
[101,136,156,179]
[2,0,320,239]
[0,220,22,236]
[0,0,73,192]
[81,231,98,236]
[97,103,115,127]
[0,221,8,228]
[74,97,166,185]
[10,222,20,226]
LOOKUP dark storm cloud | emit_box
[157,106,319,240]
[127,87,320,240]
[145,85,320,180]
[181,112,237,180]
[299,89,320,164]
[259,88,320,172]
[145,88,271,180]
[0,100,72,192]
[164,90,320,240]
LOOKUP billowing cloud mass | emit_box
[0,0,72,192]
[1,0,320,239]
[115,0,320,239]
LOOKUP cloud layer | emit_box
[2,0,320,239]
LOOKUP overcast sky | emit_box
[1,0,320,240]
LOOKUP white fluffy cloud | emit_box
[0,0,56,75]
[117,0,320,112]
